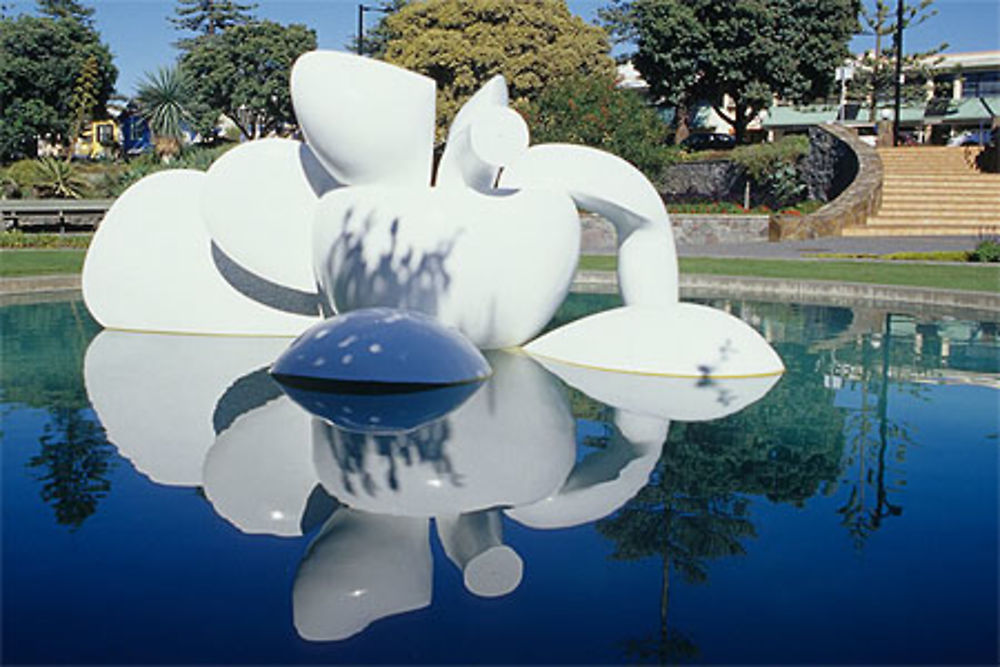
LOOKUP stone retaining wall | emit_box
[581,212,768,253]
[657,159,746,203]
[769,123,883,240]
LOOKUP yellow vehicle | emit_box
[73,119,120,160]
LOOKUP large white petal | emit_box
[203,138,339,293]
[82,169,321,335]
[291,50,436,187]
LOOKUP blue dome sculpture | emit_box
[271,308,491,430]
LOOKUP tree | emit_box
[136,66,195,159]
[525,73,675,177]
[179,20,316,140]
[0,5,116,161]
[602,0,858,143]
[381,0,614,138]
[37,0,94,23]
[170,0,255,39]
[851,0,946,120]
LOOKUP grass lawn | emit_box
[2,249,998,294]
[0,249,86,277]
[579,255,1000,293]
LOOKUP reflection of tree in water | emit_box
[828,313,924,550]
[596,338,845,664]
[598,453,754,665]
[1,300,114,529]
[29,407,113,529]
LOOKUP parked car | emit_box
[947,129,996,147]
[680,133,736,151]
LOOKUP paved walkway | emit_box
[677,235,982,259]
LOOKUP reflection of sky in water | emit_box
[1,295,997,665]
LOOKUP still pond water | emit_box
[2,294,998,665]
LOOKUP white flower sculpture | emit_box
[82,49,783,380]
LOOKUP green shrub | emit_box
[89,142,240,197]
[730,136,809,208]
[0,230,93,248]
[1,159,43,198]
[730,136,808,179]
[969,239,1000,263]
[31,158,90,199]
[524,74,680,179]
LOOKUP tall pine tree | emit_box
[37,0,94,23]
[170,0,255,38]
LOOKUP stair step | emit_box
[855,146,998,236]
[843,224,1000,237]
[880,199,1000,207]
[882,180,1000,189]
[882,173,1000,179]
[878,209,1000,216]
[867,217,1000,226]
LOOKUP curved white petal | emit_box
[532,357,782,422]
[84,330,289,486]
[291,50,436,186]
[310,351,575,517]
[203,138,339,293]
[437,76,529,191]
[525,303,785,379]
[499,143,679,306]
[203,396,320,537]
[313,185,579,349]
[82,170,320,335]
[293,510,431,641]
[505,411,666,529]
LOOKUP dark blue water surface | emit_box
[2,294,998,665]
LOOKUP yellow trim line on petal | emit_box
[105,326,296,339]
[524,350,786,379]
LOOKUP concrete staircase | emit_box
[843,146,1000,237]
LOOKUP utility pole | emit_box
[892,0,904,146]
[357,4,389,56]
[357,4,364,55]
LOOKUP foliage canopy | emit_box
[381,0,614,138]
[602,0,858,142]
[179,20,316,140]
[0,5,116,161]
[171,0,256,48]
[526,73,677,177]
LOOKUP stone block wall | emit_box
[580,212,768,253]
[657,159,747,203]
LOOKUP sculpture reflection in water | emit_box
[82,328,780,641]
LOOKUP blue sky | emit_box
[5,0,999,96]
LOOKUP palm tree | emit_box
[135,66,194,160]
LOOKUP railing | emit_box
[769,123,883,240]
[1,199,113,232]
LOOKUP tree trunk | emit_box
[673,104,690,145]
[733,103,746,145]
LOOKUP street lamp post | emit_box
[892,0,904,146]
[357,4,389,56]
